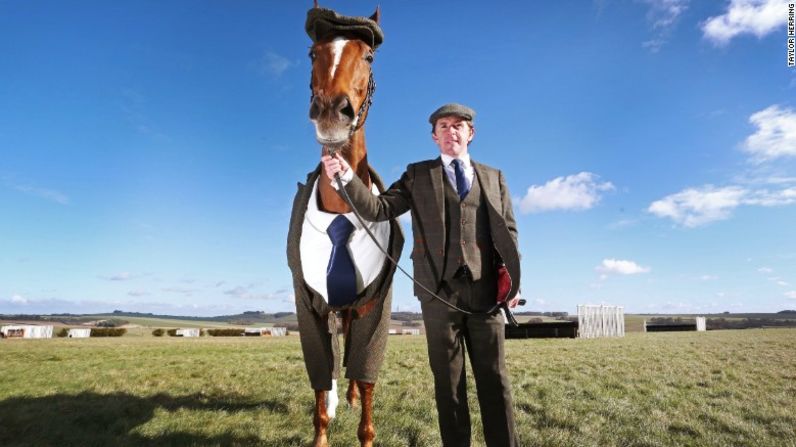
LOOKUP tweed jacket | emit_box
[343,157,521,302]
[287,164,404,389]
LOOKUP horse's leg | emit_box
[342,309,360,407]
[313,390,330,447]
[357,381,376,447]
[347,379,360,407]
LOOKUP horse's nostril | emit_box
[338,97,355,121]
[309,98,321,120]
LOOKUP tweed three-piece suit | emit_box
[342,157,522,447]
[287,165,404,391]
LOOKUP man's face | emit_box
[432,116,474,157]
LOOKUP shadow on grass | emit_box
[0,391,295,446]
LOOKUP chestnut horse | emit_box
[294,3,398,447]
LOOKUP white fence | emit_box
[67,328,91,338]
[696,317,706,332]
[176,328,201,337]
[244,327,287,336]
[577,305,625,338]
[1,325,54,339]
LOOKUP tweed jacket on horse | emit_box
[287,164,404,390]
[342,157,520,303]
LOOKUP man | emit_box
[321,103,521,446]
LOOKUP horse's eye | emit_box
[308,50,316,61]
[365,53,374,63]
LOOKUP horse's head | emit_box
[307,7,380,148]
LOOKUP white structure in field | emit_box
[244,327,287,336]
[401,328,420,335]
[577,305,625,338]
[696,317,706,332]
[0,325,54,339]
[176,328,201,337]
[67,328,91,338]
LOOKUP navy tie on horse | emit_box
[326,214,357,306]
[453,159,470,200]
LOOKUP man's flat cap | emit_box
[428,103,476,125]
[306,7,384,50]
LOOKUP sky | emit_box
[1,0,795,317]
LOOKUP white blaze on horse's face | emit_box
[329,37,348,81]
[309,36,374,147]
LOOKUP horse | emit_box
[286,3,403,447]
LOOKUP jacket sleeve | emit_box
[498,169,519,249]
[341,166,413,221]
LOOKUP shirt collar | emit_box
[441,153,471,169]
[304,178,375,233]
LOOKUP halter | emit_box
[309,64,377,137]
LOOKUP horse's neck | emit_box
[318,129,370,214]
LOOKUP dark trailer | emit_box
[505,321,578,339]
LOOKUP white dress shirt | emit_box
[300,178,390,303]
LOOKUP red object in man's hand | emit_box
[496,264,511,303]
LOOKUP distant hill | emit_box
[0,310,297,326]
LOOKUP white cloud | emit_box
[785,291,796,299]
[648,185,746,227]
[596,258,651,275]
[702,0,786,45]
[12,184,70,205]
[260,51,293,77]
[162,287,194,296]
[650,105,796,227]
[608,218,638,229]
[640,0,689,52]
[10,294,28,304]
[127,290,149,297]
[225,285,291,301]
[518,172,614,214]
[742,105,796,163]
[699,275,719,281]
[100,272,132,281]
[744,187,796,206]
[758,267,774,273]
[777,281,790,287]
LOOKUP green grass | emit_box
[1,329,795,446]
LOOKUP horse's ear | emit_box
[313,0,319,8]
[370,6,380,24]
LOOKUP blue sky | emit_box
[1,1,795,316]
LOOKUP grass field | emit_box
[1,329,795,446]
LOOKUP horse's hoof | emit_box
[312,435,328,447]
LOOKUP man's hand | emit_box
[508,291,522,309]
[321,152,350,179]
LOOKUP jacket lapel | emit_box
[472,161,500,212]
[429,157,445,226]
[286,164,322,283]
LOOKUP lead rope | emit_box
[330,169,522,326]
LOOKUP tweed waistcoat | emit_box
[442,173,494,282]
